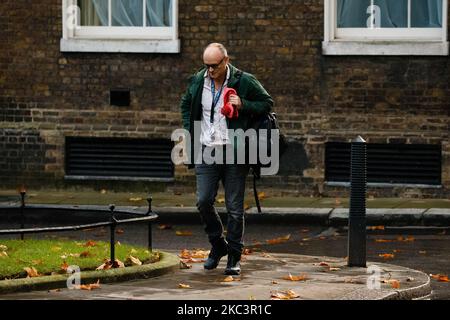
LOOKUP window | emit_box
[61,0,179,53]
[65,137,175,181]
[325,142,442,186]
[323,0,449,55]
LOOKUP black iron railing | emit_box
[0,192,158,268]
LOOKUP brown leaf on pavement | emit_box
[158,224,173,230]
[178,283,191,289]
[222,276,235,282]
[379,253,395,259]
[319,262,330,267]
[368,226,385,231]
[397,236,415,242]
[431,274,450,282]
[257,192,267,200]
[270,289,300,300]
[375,239,394,243]
[382,279,400,289]
[282,273,307,281]
[77,279,101,291]
[176,230,193,236]
[266,234,291,245]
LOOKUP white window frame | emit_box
[61,0,180,53]
[323,0,449,55]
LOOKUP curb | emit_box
[0,251,180,295]
[154,207,450,226]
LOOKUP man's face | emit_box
[203,49,229,80]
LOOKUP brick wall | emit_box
[0,0,449,198]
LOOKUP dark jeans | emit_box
[195,160,249,254]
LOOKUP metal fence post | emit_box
[347,136,367,267]
[146,196,153,252]
[109,204,116,267]
[20,190,26,240]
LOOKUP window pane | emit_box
[374,0,407,27]
[112,0,144,26]
[337,0,371,27]
[411,0,442,27]
[146,0,173,26]
[337,0,407,28]
[78,0,108,26]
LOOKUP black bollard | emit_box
[146,196,153,252]
[347,136,367,267]
[109,204,116,267]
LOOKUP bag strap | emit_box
[253,171,262,213]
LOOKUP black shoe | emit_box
[204,241,228,270]
[224,252,241,275]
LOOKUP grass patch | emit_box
[0,239,159,280]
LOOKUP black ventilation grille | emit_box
[65,137,174,180]
[325,142,441,185]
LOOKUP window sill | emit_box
[322,40,449,56]
[60,38,180,53]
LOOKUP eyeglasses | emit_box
[204,57,225,70]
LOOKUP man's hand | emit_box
[228,94,242,110]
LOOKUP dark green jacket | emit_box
[180,64,273,166]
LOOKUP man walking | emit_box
[179,43,273,275]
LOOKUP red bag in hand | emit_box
[221,88,239,119]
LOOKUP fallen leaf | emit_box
[76,280,101,291]
[431,274,450,282]
[126,255,142,266]
[24,267,40,278]
[397,236,415,242]
[368,226,385,231]
[243,248,253,255]
[282,273,307,281]
[271,280,278,285]
[375,239,393,243]
[128,197,143,202]
[48,289,61,293]
[222,276,235,282]
[158,224,173,230]
[257,192,267,200]
[116,229,124,234]
[80,251,91,258]
[266,234,291,245]
[84,240,97,247]
[60,261,69,272]
[393,249,401,253]
[178,283,191,289]
[100,189,107,194]
[191,250,210,259]
[270,289,300,300]
[176,230,193,236]
[0,245,8,251]
[329,267,341,271]
[0,252,8,258]
[96,261,112,271]
[382,279,400,289]
[244,203,251,211]
[379,253,395,259]
[319,262,330,267]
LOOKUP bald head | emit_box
[203,43,228,60]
